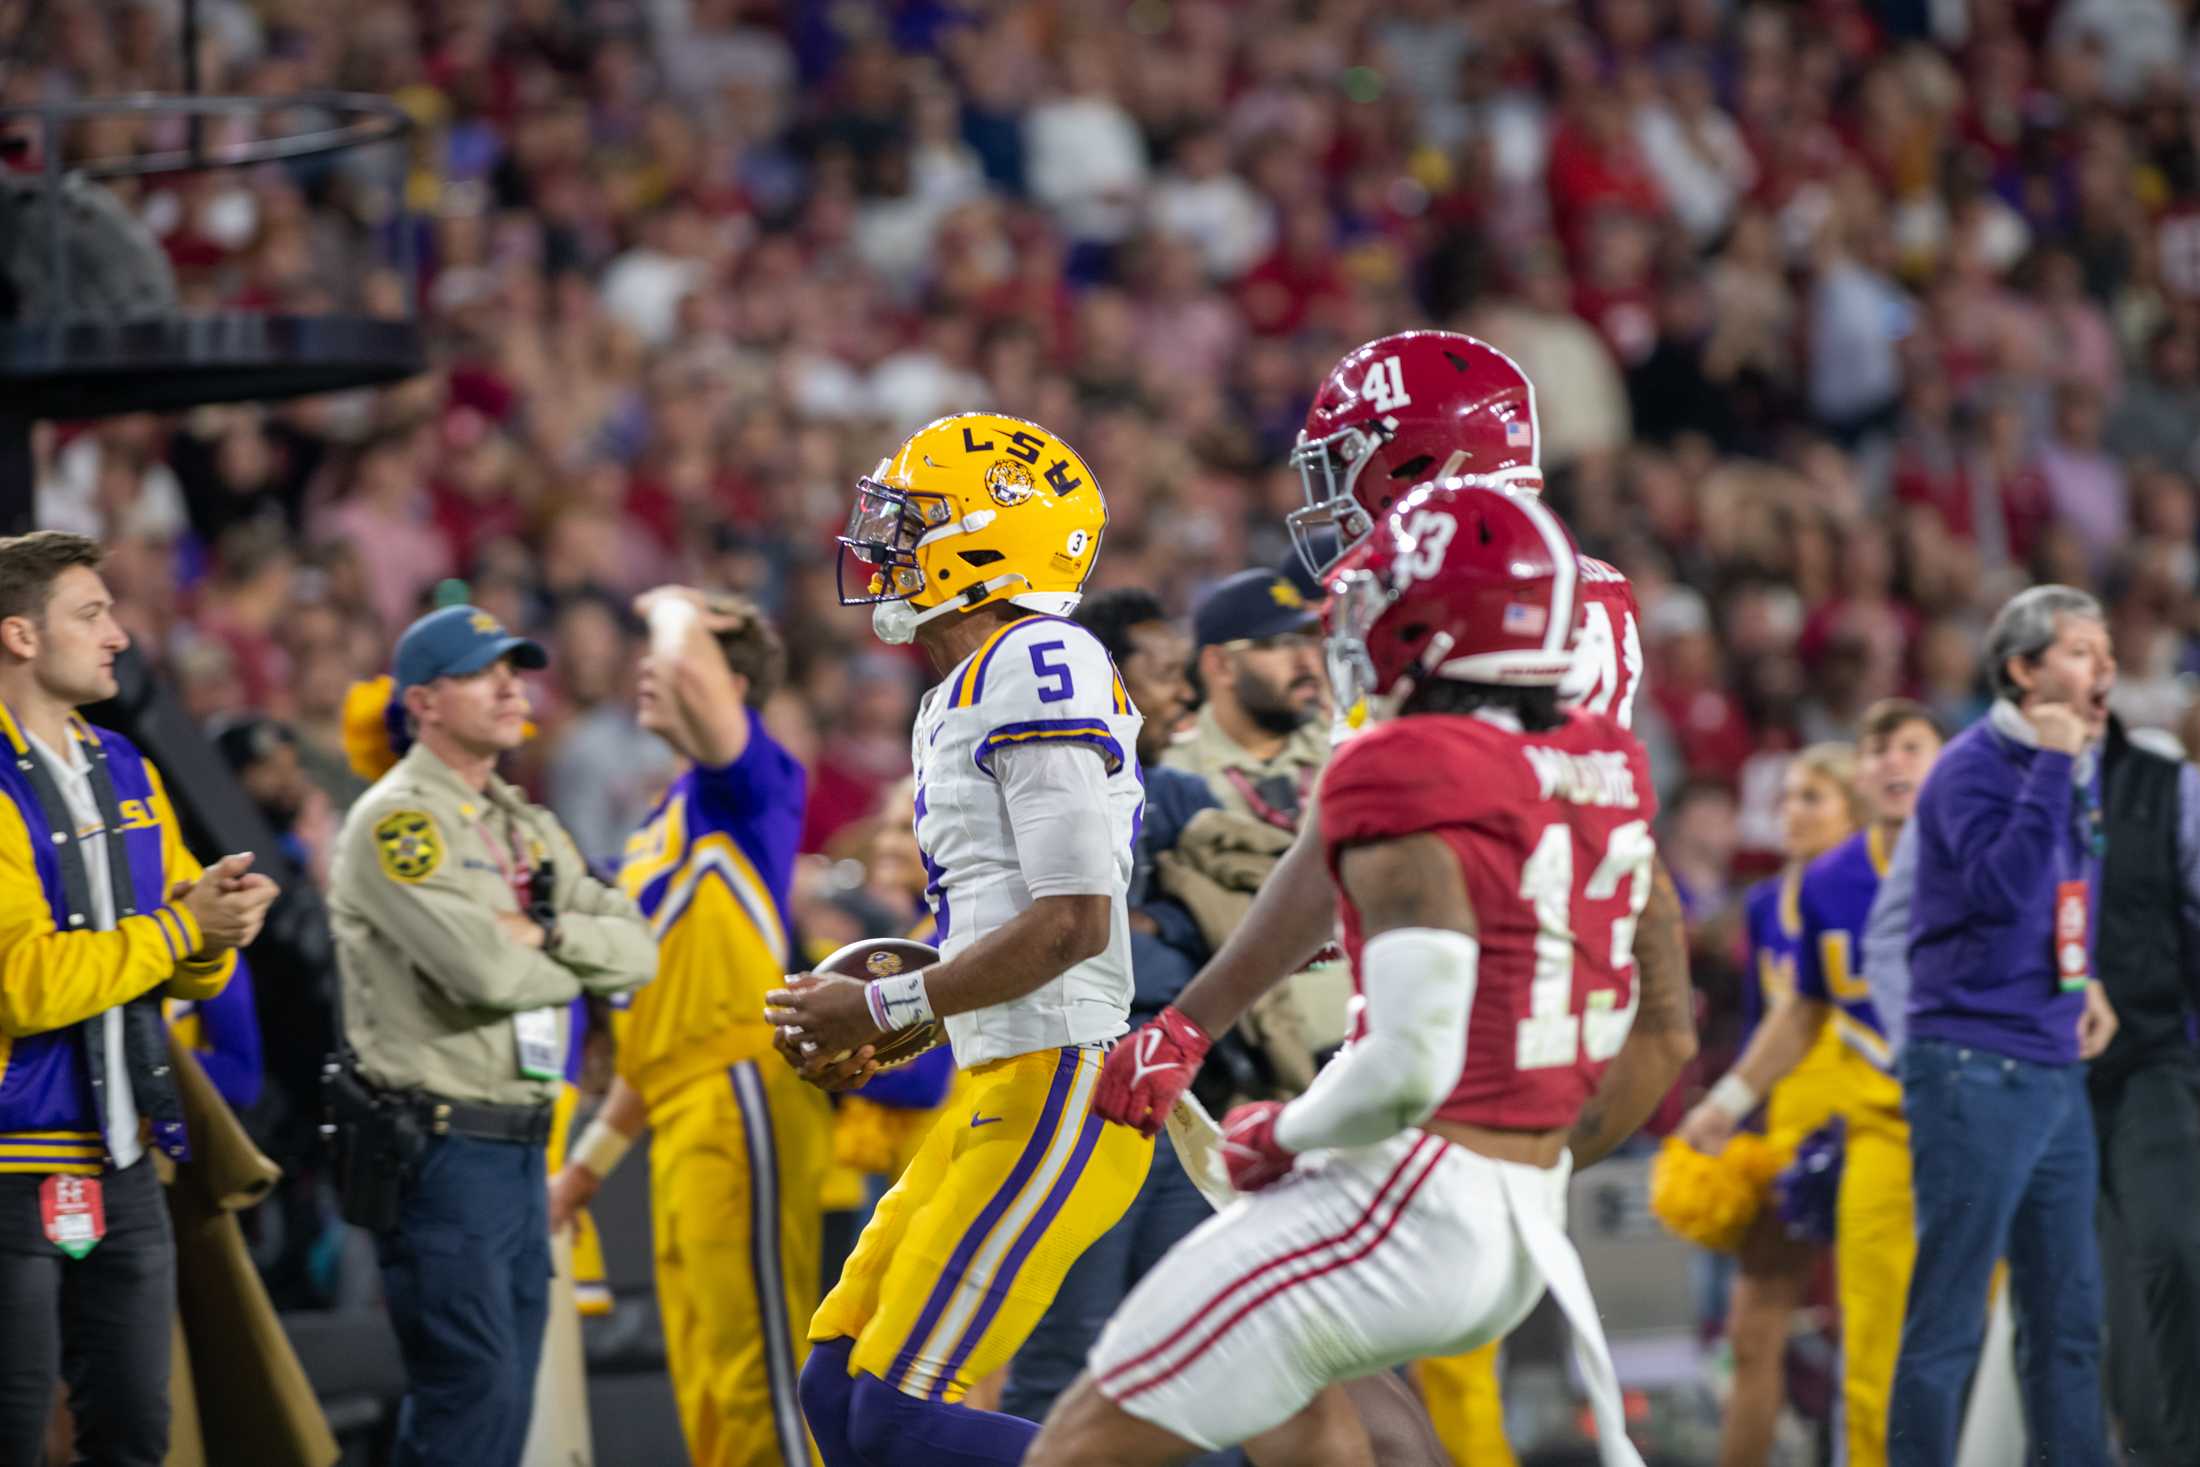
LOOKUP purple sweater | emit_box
[1906,717,2099,1066]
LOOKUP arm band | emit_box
[865,971,937,1032]
[571,1116,634,1180]
[1707,1073,1759,1121]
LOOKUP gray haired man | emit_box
[1877,585,2118,1467]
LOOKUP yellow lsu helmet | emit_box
[836,412,1106,645]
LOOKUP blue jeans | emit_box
[1000,1136,1244,1463]
[376,1135,551,1467]
[1890,1040,2107,1467]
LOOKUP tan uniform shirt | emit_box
[330,742,656,1106]
[1160,707,1329,835]
[1160,708,1353,1060]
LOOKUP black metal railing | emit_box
[1,90,416,324]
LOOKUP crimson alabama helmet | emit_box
[1324,476,1581,716]
[1288,330,1542,580]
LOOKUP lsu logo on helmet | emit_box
[985,459,1037,507]
[835,412,1107,645]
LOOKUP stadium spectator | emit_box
[536,592,678,869]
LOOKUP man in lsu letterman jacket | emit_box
[0,532,276,1467]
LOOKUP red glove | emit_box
[1220,1101,1295,1192]
[1097,1006,1213,1137]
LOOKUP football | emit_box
[814,936,945,1067]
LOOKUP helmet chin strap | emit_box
[1377,630,1458,718]
[867,510,1011,644]
[870,573,1030,645]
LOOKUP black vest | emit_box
[2092,723,2196,1093]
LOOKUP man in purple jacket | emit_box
[1888,585,2121,1467]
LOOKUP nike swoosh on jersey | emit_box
[970,1112,1004,1128]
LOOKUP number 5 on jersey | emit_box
[1516,819,1656,1070]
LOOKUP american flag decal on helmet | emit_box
[1502,602,1547,636]
[1506,419,1532,447]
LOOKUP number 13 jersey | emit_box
[1320,708,1659,1131]
[911,614,1146,1067]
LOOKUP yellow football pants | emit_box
[1415,1341,1517,1467]
[812,1045,1151,1403]
[1834,1100,1914,1467]
[651,1057,833,1467]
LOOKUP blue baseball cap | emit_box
[392,605,548,693]
[1192,569,1322,651]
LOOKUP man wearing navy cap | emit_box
[1164,567,1329,832]
[327,605,655,1467]
[1160,568,1336,1096]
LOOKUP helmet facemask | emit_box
[835,475,958,607]
[835,471,1042,645]
[1287,419,1391,581]
[1323,565,1389,719]
[1325,565,1464,725]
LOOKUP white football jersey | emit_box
[911,614,1146,1066]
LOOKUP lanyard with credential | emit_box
[2056,776,2105,994]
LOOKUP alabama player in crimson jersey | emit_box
[1029,481,1664,1467]
[1095,329,1687,1464]
[1097,330,1686,1176]
[1289,330,1644,728]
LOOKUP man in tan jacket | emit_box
[329,605,655,1467]
[1162,568,1328,833]
[1160,569,1342,1080]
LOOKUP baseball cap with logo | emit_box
[1191,568,1323,651]
[392,605,548,694]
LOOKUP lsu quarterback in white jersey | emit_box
[766,412,1154,1467]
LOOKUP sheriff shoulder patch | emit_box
[374,809,444,884]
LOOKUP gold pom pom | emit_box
[832,1097,901,1176]
[1647,1133,1792,1253]
[341,676,402,782]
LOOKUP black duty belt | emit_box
[406,1092,554,1146]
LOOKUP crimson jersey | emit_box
[1320,709,1659,1131]
[1559,556,1644,729]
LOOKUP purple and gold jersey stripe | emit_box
[947,615,1084,709]
[973,720,1126,777]
[0,1128,104,1175]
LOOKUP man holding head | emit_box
[549,585,817,1467]
[0,531,276,1467]
[1886,585,2118,1467]
[329,603,655,1467]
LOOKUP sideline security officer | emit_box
[329,606,654,1467]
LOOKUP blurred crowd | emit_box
[15,0,2200,1069]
